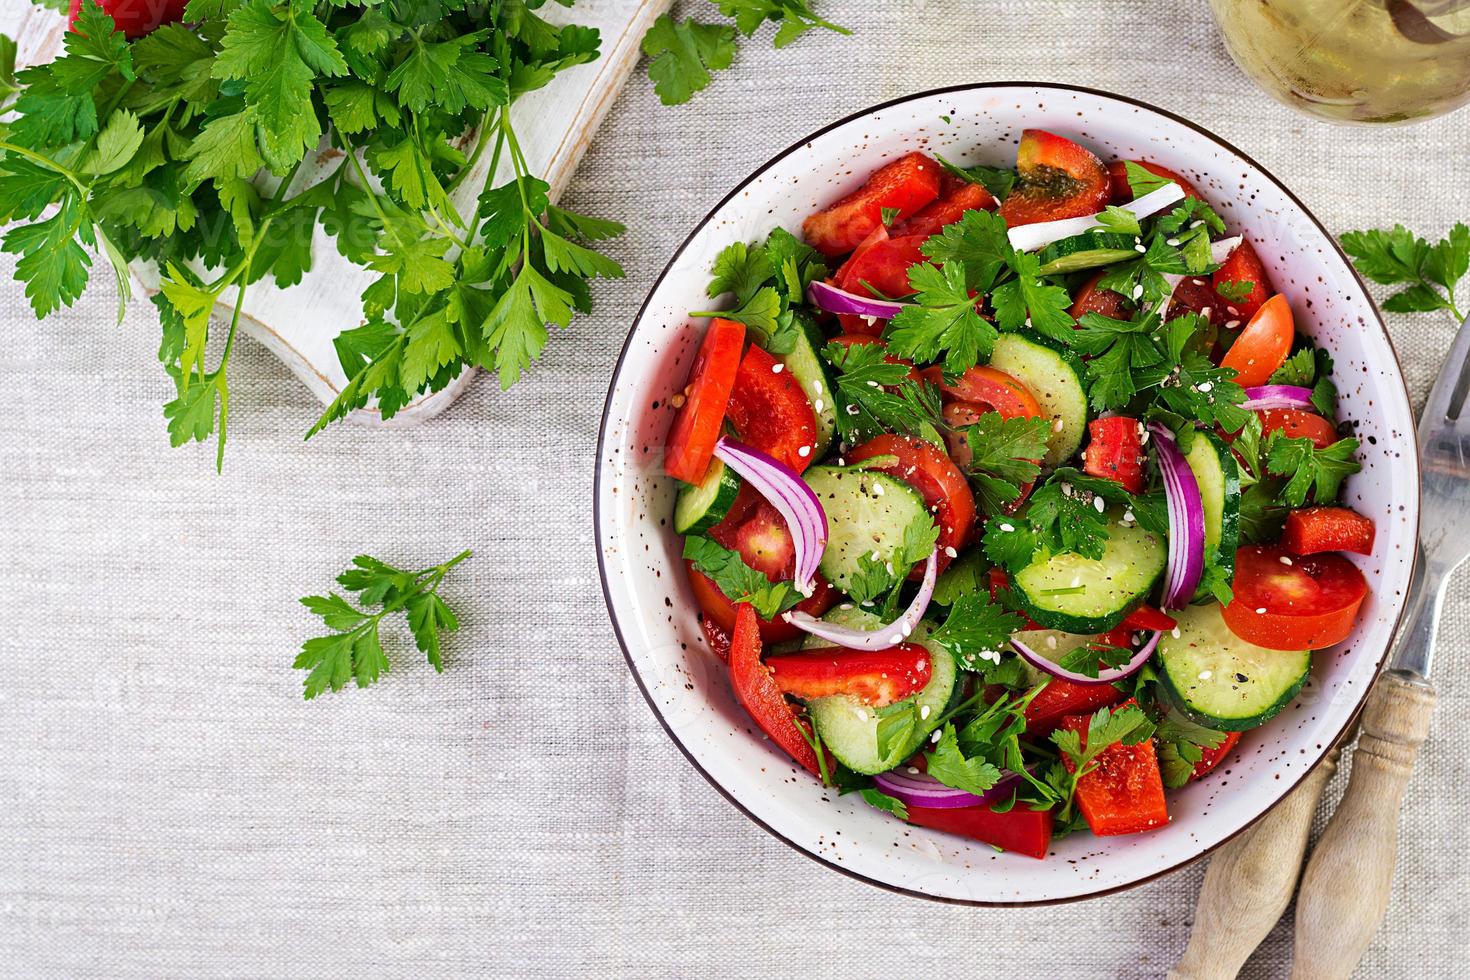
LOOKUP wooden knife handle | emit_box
[1290,672,1436,980]
[1167,749,1339,980]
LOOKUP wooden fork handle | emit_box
[1289,672,1436,980]
[1167,749,1339,980]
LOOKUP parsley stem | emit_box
[445,110,496,197]
[0,141,87,197]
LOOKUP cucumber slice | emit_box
[1037,231,1141,276]
[1182,431,1240,590]
[779,311,837,459]
[803,466,930,594]
[988,332,1088,468]
[803,609,957,774]
[673,456,741,534]
[1158,603,1310,731]
[1011,513,1165,633]
[1011,628,1100,685]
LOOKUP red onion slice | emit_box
[1007,182,1185,253]
[1011,630,1163,686]
[1147,423,1206,609]
[873,765,1036,810]
[785,549,937,650]
[1241,384,1315,411]
[712,436,828,594]
[807,280,908,321]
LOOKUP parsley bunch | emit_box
[0,0,626,468]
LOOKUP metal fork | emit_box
[1286,313,1470,979]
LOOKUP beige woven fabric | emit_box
[2,2,1468,977]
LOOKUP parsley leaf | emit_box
[641,16,737,106]
[990,249,1076,341]
[823,339,943,443]
[1341,223,1469,322]
[936,153,1016,200]
[859,787,909,820]
[1050,702,1155,818]
[294,550,471,700]
[683,535,802,619]
[960,411,1050,514]
[929,592,1026,671]
[885,260,998,372]
[927,723,1004,796]
[1266,433,1361,507]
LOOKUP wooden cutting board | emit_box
[0,0,670,426]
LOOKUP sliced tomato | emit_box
[1221,545,1369,650]
[847,434,976,568]
[1221,294,1293,387]
[699,615,731,661]
[1107,159,1202,203]
[892,172,997,237]
[802,152,941,256]
[1168,274,1225,324]
[922,365,1042,419]
[1213,239,1273,321]
[837,233,928,298]
[832,224,890,286]
[767,645,932,707]
[998,130,1110,227]
[905,802,1054,859]
[728,603,825,777]
[1071,271,1135,321]
[1059,702,1169,836]
[1024,679,1125,737]
[71,0,187,38]
[1283,506,1376,557]
[1082,416,1146,493]
[1258,408,1339,450]
[1192,731,1242,780]
[664,318,746,484]
[726,344,819,472]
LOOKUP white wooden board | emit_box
[1,0,670,426]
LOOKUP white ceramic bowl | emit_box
[595,83,1420,904]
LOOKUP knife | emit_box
[1288,314,1470,979]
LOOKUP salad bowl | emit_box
[594,83,1419,904]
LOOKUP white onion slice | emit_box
[1007,182,1186,253]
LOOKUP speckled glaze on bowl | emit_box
[595,83,1420,905]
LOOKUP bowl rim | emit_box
[593,80,1421,906]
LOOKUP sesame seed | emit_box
[811,379,823,394]
[1255,607,1267,614]
[931,729,943,744]
[1189,220,1203,229]
[1045,635,1058,650]
[1135,243,1147,253]
[1094,497,1106,513]
[944,546,958,558]
[919,705,931,720]
[1198,381,1213,393]
[1225,319,1241,329]
[772,363,784,373]
[1171,627,1182,639]
[873,482,884,495]
[813,399,825,412]
[1166,237,1181,247]
[907,767,920,775]
[999,522,1015,532]
[1053,417,1065,432]
[1200,307,1212,318]
[797,445,811,458]
[1280,555,1294,566]
[1199,670,1213,680]
[1132,284,1144,300]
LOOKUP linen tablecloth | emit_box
[2,2,1467,976]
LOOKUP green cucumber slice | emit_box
[1158,603,1310,731]
[1037,232,1142,276]
[988,331,1088,468]
[1011,513,1165,633]
[673,456,741,534]
[779,311,837,459]
[1182,430,1241,591]
[802,466,930,594]
[803,609,956,774]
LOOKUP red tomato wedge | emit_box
[699,614,732,662]
[922,365,1042,419]
[1283,506,1376,557]
[1082,416,1146,493]
[665,318,746,484]
[1024,679,1125,737]
[1071,271,1134,320]
[1221,294,1294,387]
[728,603,825,777]
[1258,408,1340,449]
[1221,545,1369,650]
[847,434,976,569]
[998,130,1110,227]
[726,344,819,472]
[1192,731,1242,780]
[905,802,1054,859]
[1168,274,1225,324]
[1213,239,1273,321]
[1107,160,1202,203]
[802,152,941,256]
[832,224,890,288]
[71,0,187,38]
[892,172,997,237]
[1059,703,1169,836]
[766,645,932,707]
[837,233,928,298]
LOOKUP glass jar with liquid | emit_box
[1210,0,1470,123]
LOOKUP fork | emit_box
[1286,314,1470,978]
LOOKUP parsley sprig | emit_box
[683,535,802,619]
[295,549,471,700]
[1342,222,1468,324]
[0,1,626,467]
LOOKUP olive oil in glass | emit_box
[1210,0,1470,122]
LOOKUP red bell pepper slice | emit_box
[802,152,941,256]
[891,172,997,238]
[1282,506,1375,557]
[1059,704,1169,836]
[905,802,1054,859]
[728,603,824,777]
[1082,416,1146,493]
[664,318,746,484]
[766,645,931,707]
[1192,731,1242,780]
[1121,603,1176,633]
[1106,159,1202,203]
[1024,678,1125,737]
